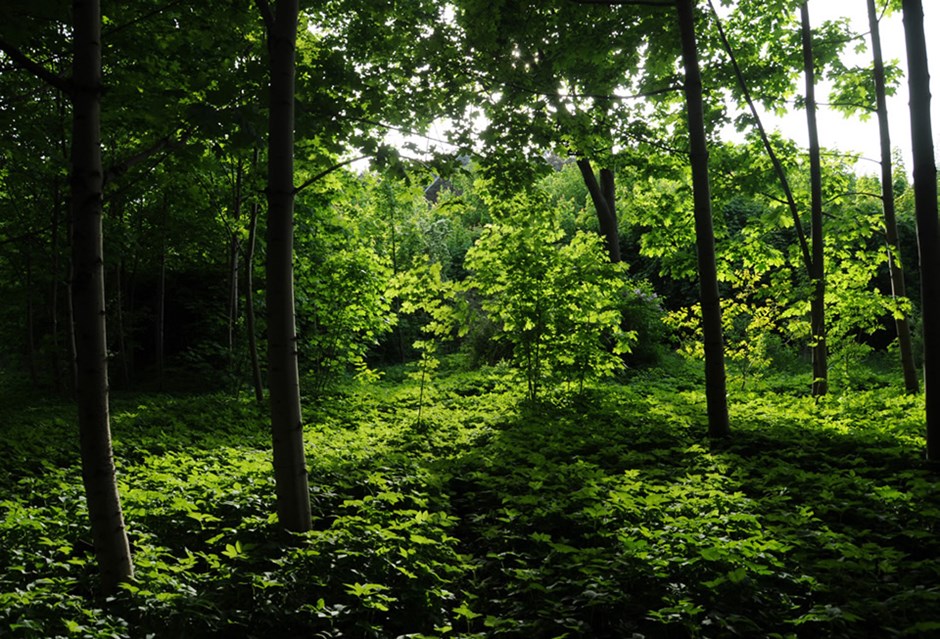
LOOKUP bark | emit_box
[800,2,828,397]
[868,0,919,394]
[228,159,244,374]
[902,0,940,461]
[261,0,312,532]
[69,0,133,590]
[677,0,730,437]
[576,158,621,263]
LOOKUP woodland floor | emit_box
[1,358,939,638]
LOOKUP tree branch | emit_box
[104,129,192,185]
[569,0,673,6]
[293,155,370,195]
[0,37,71,93]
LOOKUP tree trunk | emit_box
[228,159,244,376]
[261,0,312,532]
[69,0,133,591]
[576,158,621,263]
[800,2,828,397]
[156,203,167,391]
[245,197,265,404]
[902,0,940,462]
[677,0,730,438]
[25,247,39,386]
[868,0,919,394]
[50,178,64,393]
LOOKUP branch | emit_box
[104,130,191,185]
[102,0,189,38]
[706,0,813,278]
[0,37,71,93]
[293,155,370,195]
[569,0,673,6]
[254,0,275,33]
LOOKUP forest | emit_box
[1,0,939,637]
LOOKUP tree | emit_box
[676,0,729,436]
[799,2,828,397]
[0,0,135,590]
[901,0,940,461]
[865,0,918,392]
[255,0,311,533]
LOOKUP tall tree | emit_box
[867,0,919,393]
[677,0,730,437]
[1,0,135,590]
[800,2,828,397]
[902,0,940,461]
[256,0,312,532]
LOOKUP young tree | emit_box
[799,2,828,397]
[1,0,135,590]
[256,0,311,533]
[901,0,940,461]
[676,0,730,437]
[866,0,919,393]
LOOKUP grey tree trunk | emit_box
[259,0,312,532]
[868,0,919,394]
[677,0,730,437]
[902,0,940,461]
[70,0,133,591]
[800,2,828,397]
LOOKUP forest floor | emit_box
[1,358,938,638]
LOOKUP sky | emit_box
[755,2,940,178]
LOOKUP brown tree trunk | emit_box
[800,2,828,397]
[156,201,167,391]
[576,158,621,263]
[902,0,940,461]
[260,0,312,532]
[69,0,133,591]
[868,0,919,394]
[677,0,730,437]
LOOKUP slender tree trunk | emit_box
[245,197,265,404]
[677,0,730,437]
[260,0,312,532]
[576,158,621,263]
[868,0,919,393]
[902,0,940,462]
[25,248,39,386]
[114,259,130,389]
[800,2,828,397]
[228,159,244,375]
[69,0,133,591]
[156,203,167,391]
[50,179,64,393]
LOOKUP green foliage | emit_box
[294,176,396,393]
[0,361,938,637]
[464,188,631,400]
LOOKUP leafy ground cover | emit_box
[0,362,938,638]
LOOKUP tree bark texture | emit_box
[576,158,621,263]
[800,2,828,397]
[677,0,730,437]
[263,0,312,532]
[868,0,919,394]
[902,0,940,461]
[69,0,133,591]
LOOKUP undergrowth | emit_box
[0,363,938,638]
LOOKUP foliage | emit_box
[1,361,938,638]
[464,188,632,400]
